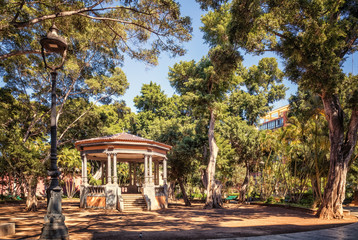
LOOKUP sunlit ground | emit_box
[1,199,356,239]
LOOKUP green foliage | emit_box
[58,147,81,176]
[228,0,358,96]
[0,88,48,181]
[228,58,286,125]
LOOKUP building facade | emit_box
[259,105,289,130]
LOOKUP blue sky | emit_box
[120,2,296,112]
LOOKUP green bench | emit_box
[224,195,238,203]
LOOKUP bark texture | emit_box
[239,161,250,202]
[168,182,176,201]
[317,93,358,219]
[25,176,38,212]
[204,110,222,208]
[178,178,191,206]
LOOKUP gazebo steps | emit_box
[122,194,147,211]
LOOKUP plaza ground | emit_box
[0,199,357,239]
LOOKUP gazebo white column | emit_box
[149,155,153,184]
[101,161,105,185]
[144,155,148,185]
[81,153,88,185]
[113,153,118,184]
[133,163,137,185]
[107,153,112,184]
[129,162,133,185]
[155,161,159,185]
[163,157,167,184]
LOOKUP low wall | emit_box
[87,196,106,208]
[155,196,166,209]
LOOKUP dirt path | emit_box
[1,199,357,239]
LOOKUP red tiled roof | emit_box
[75,132,171,149]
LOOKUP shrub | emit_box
[265,196,275,204]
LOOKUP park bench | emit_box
[224,195,238,203]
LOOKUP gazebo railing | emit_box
[87,185,105,196]
[121,185,142,194]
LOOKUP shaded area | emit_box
[0,200,356,239]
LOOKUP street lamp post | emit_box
[39,24,69,240]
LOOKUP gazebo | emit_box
[75,132,171,211]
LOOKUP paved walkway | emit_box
[216,207,358,240]
[345,206,358,217]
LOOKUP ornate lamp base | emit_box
[39,186,69,240]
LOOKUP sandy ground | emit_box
[0,199,357,240]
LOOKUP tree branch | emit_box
[75,13,164,36]
[8,0,105,30]
[57,94,109,143]
[5,1,159,31]
[11,0,26,23]
[0,50,41,60]
[56,52,94,124]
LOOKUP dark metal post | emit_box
[40,70,69,240]
[49,71,59,194]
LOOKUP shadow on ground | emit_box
[0,199,356,239]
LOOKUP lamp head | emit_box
[40,23,68,71]
[40,24,68,55]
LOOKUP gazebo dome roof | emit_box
[75,132,171,151]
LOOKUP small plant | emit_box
[265,196,275,204]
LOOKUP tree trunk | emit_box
[25,175,38,211]
[317,93,358,219]
[239,160,249,202]
[204,110,221,208]
[178,178,191,206]
[168,181,176,201]
[311,176,321,209]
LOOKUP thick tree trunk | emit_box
[317,93,358,219]
[311,176,322,209]
[178,178,191,206]
[204,110,221,208]
[239,160,249,202]
[25,175,38,212]
[168,181,176,201]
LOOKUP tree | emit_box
[221,0,358,219]
[147,117,201,206]
[289,90,330,207]
[169,47,240,208]
[221,116,261,202]
[133,82,181,136]
[133,82,200,206]
[0,88,48,211]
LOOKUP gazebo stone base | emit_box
[80,184,88,208]
[105,184,118,210]
[143,184,158,210]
